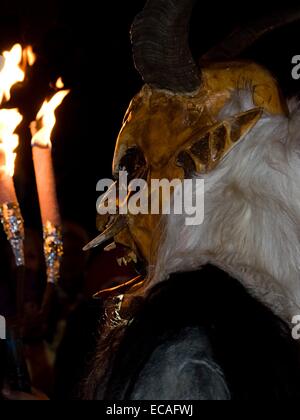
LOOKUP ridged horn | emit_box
[131,0,201,94]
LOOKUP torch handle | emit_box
[5,327,31,393]
[32,146,61,226]
[40,282,56,322]
[16,266,25,320]
[4,266,32,393]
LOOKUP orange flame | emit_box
[31,80,70,148]
[55,77,64,89]
[0,44,25,105]
[0,44,32,177]
[0,44,35,176]
[23,45,36,67]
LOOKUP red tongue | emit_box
[83,244,138,298]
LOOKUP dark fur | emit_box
[84,265,300,400]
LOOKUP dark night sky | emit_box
[0,0,300,237]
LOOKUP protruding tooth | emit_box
[96,181,118,213]
[104,242,117,252]
[83,216,126,251]
[128,251,138,264]
[117,258,123,267]
[122,257,128,266]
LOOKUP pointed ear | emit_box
[228,108,263,143]
[187,108,263,173]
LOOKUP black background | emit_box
[0,0,300,234]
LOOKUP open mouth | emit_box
[83,214,146,298]
[92,243,145,300]
[106,240,145,275]
[102,238,139,268]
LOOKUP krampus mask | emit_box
[85,1,300,321]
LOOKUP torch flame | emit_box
[31,82,70,148]
[0,109,23,177]
[0,44,25,104]
[55,77,64,89]
[23,45,36,67]
[0,44,33,177]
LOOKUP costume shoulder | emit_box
[130,326,230,400]
[98,265,300,400]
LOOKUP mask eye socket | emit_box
[118,147,147,180]
[176,151,196,177]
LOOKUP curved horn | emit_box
[202,8,300,61]
[131,0,201,94]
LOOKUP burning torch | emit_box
[30,80,70,311]
[0,44,36,393]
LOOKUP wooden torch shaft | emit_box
[32,146,61,226]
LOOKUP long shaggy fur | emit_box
[152,90,300,321]
[85,267,300,400]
